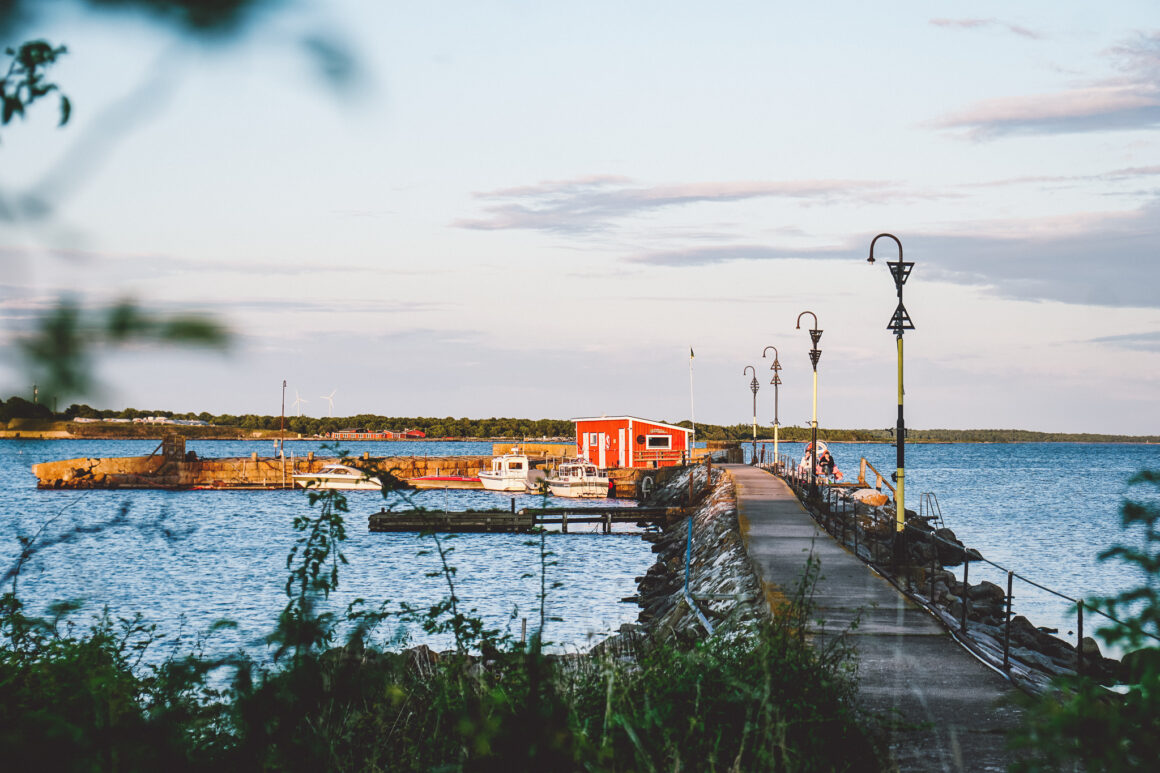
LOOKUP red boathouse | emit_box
[572,416,693,469]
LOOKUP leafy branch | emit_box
[1,40,69,136]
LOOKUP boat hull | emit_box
[292,478,382,491]
[547,481,610,498]
[479,474,528,492]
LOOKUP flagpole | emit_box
[689,347,696,457]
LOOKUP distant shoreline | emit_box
[1,428,1156,446]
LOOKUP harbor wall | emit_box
[31,455,493,490]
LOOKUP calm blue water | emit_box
[0,439,650,659]
[748,440,1160,643]
[5,439,1158,660]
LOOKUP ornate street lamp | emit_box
[762,345,782,470]
[743,365,760,464]
[795,311,822,498]
[868,233,914,537]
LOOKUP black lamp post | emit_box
[868,233,914,536]
[795,311,822,498]
[762,345,782,470]
[743,365,760,464]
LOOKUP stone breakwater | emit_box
[620,464,769,642]
[808,487,1127,693]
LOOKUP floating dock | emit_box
[367,506,685,533]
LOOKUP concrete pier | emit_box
[724,464,1025,772]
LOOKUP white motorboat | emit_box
[545,460,610,498]
[292,463,382,491]
[479,450,531,492]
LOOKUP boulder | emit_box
[968,581,1006,604]
[852,488,888,507]
[1121,648,1160,682]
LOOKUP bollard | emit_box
[251,452,258,461]
[1003,571,1014,671]
[362,451,369,460]
[307,451,314,461]
[561,511,568,534]
[510,497,515,513]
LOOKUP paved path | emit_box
[724,464,1025,772]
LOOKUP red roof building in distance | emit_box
[571,416,693,469]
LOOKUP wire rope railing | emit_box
[774,456,1157,680]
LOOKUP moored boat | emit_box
[479,449,531,492]
[292,463,382,491]
[545,460,610,498]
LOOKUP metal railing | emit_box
[775,457,1158,678]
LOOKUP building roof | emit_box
[569,416,694,434]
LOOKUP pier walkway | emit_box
[724,464,1025,772]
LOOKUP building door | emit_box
[618,428,626,467]
[598,433,607,468]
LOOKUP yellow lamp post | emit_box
[867,233,914,536]
[795,311,822,498]
[762,345,782,470]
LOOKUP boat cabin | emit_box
[571,416,693,469]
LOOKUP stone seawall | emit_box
[620,464,769,641]
[31,455,493,490]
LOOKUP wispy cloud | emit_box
[1086,331,1160,353]
[933,31,1160,139]
[930,18,1044,40]
[621,199,1160,309]
[626,244,848,267]
[455,176,899,234]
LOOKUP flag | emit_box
[690,347,695,359]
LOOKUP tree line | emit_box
[3,397,1158,442]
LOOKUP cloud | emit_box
[455,176,898,234]
[930,18,1044,40]
[625,244,848,267]
[933,31,1160,138]
[1086,331,1160,353]
[622,199,1160,309]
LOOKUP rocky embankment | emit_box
[617,463,768,643]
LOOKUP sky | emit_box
[2,1,1159,434]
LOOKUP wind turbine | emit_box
[292,390,308,417]
[320,389,337,418]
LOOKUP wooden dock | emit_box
[368,506,685,533]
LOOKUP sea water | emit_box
[3,439,1158,660]
[0,439,651,660]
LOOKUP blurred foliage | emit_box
[15,298,228,403]
[0,39,68,135]
[0,0,284,37]
[1013,470,1160,771]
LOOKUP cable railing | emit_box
[776,456,1157,680]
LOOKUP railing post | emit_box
[1077,601,1084,677]
[929,531,937,597]
[960,550,970,632]
[1003,570,1014,671]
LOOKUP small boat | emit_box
[479,449,531,492]
[545,460,610,498]
[407,475,483,490]
[292,463,382,491]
